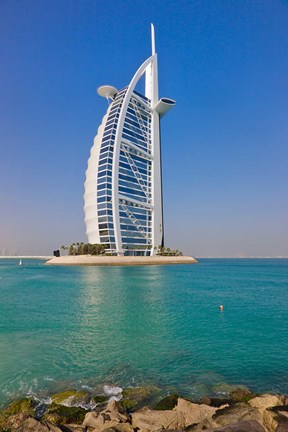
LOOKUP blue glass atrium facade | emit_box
[96,88,153,255]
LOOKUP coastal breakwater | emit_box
[1,385,287,432]
[45,255,198,266]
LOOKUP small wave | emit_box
[108,394,123,402]
[32,395,52,406]
[81,385,93,391]
[103,385,123,396]
[61,398,97,411]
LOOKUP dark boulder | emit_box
[212,402,262,426]
[276,420,288,432]
[154,394,179,410]
[212,419,266,431]
[200,398,232,408]
[229,389,255,403]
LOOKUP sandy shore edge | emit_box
[45,255,198,266]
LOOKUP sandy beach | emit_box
[45,255,197,266]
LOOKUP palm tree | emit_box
[79,242,84,255]
[75,242,79,255]
[72,243,77,255]
[83,243,88,255]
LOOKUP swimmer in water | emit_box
[219,305,224,311]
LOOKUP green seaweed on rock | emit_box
[122,387,152,400]
[93,395,108,404]
[50,390,89,405]
[42,403,86,425]
[1,398,35,417]
[121,386,162,412]
[120,398,138,411]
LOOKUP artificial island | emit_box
[47,25,196,266]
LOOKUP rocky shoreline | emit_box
[1,386,287,432]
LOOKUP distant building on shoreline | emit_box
[84,25,175,256]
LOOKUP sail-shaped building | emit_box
[84,25,175,256]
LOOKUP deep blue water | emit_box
[0,258,287,407]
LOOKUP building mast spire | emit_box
[145,24,157,101]
[151,23,156,55]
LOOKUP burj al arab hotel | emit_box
[84,25,175,256]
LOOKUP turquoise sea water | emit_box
[0,258,287,407]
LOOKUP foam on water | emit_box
[103,385,123,396]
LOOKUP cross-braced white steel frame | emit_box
[84,25,175,256]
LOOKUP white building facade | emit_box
[84,25,175,256]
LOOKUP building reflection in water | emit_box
[61,265,171,384]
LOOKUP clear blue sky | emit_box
[1,0,288,257]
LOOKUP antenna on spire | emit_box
[151,23,156,55]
